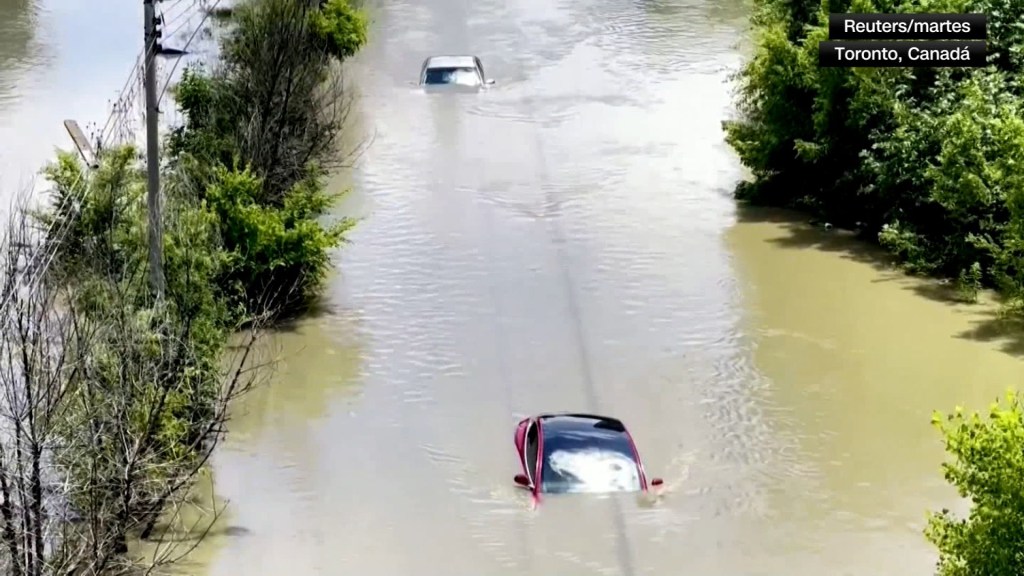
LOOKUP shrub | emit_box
[927,392,1024,576]
[26,147,260,570]
[311,0,369,60]
[167,0,368,317]
[724,0,1024,309]
[204,164,355,315]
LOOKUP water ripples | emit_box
[199,0,794,569]
[560,0,745,76]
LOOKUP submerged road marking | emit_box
[545,204,638,576]
[532,121,638,576]
[469,96,638,575]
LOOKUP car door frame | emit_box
[473,56,486,83]
[524,419,541,489]
[418,59,429,84]
[514,417,542,492]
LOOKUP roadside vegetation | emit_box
[724,0,1024,309]
[0,0,367,573]
[726,0,1024,573]
[928,393,1024,576]
[167,0,366,317]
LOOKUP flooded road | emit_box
[3,0,1024,574]
[188,0,1024,572]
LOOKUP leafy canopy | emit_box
[927,392,1024,576]
[724,0,1024,308]
[166,0,368,318]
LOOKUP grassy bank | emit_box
[724,0,1024,309]
[0,0,368,573]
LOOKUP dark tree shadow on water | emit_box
[735,204,898,269]
[735,203,1024,358]
[272,297,337,333]
[953,308,1024,358]
[146,522,252,544]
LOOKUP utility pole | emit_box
[144,0,165,298]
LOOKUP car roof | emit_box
[538,413,629,435]
[423,55,479,69]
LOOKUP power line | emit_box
[3,0,221,312]
[92,32,162,150]
[163,0,203,40]
[161,0,197,25]
[157,0,224,108]
[0,38,159,316]
[161,0,194,16]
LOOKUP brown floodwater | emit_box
[2,0,1023,574]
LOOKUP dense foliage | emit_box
[1,0,369,572]
[41,146,227,421]
[0,147,256,574]
[927,393,1024,575]
[724,0,1024,307]
[203,164,354,315]
[168,0,366,316]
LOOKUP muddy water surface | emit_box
[0,0,141,201]
[189,0,1024,572]
[4,0,1023,574]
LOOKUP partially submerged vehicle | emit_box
[419,55,495,89]
[513,413,663,498]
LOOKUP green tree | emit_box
[724,0,1024,310]
[927,392,1024,576]
[169,0,369,203]
[0,149,267,574]
[167,0,368,317]
[312,0,369,60]
[0,0,373,570]
[204,164,355,315]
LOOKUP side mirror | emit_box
[486,78,496,85]
[513,474,530,487]
[650,478,664,487]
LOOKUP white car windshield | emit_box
[423,67,481,86]
[543,447,641,493]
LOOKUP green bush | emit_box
[40,147,228,325]
[724,0,1024,308]
[37,146,144,284]
[167,0,368,317]
[927,393,1024,576]
[205,164,354,315]
[171,0,368,202]
[18,0,370,567]
[311,0,369,60]
[38,146,234,556]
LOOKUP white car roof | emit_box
[424,55,479,69]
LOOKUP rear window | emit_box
[540,423,640,493]
[423,67,480,86]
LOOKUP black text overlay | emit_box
[828,13,986,40]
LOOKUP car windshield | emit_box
[423,66,480,86]
[540,420,641,494]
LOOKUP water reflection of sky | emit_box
[0,0,220,209]
[545,448,642,493]
[0,0,140,206]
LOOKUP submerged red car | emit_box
[513,413,663,496]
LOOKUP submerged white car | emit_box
[419,55,495,89]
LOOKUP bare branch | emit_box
[0,173,278,574]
